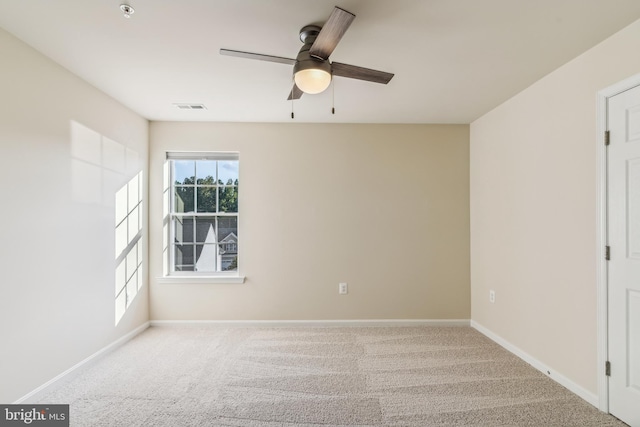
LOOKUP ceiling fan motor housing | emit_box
[293,50,331,75]
[293,25,331,85]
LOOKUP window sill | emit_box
[157,275,246,285]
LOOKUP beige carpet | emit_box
[38,326,627,426]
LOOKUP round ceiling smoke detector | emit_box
[120,4,135,18]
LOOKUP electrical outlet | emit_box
[339,282,348,295]
[489,290,495,303]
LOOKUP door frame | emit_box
[596,72,640,412]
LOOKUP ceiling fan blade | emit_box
[220,48,295,66]
[331,62,394,84]
[309,7,355,60]
[287,84,303,100]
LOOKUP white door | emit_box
[608,83,640,426]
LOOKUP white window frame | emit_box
[160,152,244,284]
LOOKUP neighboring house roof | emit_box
[220,232,237,244]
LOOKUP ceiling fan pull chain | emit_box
[291,85,295,119]
[332,79,335,115]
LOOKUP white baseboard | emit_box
[470,320,599,408]
[14,321,150,404]
[150,319,470,328]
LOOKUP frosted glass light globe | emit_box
[294,68,332,94]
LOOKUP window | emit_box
[164,153,239,277]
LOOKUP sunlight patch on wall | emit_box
[70,120,139,206]
[70,120,144,325]
[115,171,143,325]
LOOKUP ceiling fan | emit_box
[220,6,394,100]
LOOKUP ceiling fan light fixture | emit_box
[294,68,331,94]
[293,59,332,94]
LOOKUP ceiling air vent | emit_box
[173,103,207,110]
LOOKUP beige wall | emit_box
[470,18,640,395]
[149,122,469,321]
[0,29,149,403]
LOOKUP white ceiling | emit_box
[2,0,640,124]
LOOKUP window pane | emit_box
[218,186,238,213]
[174,187,194,213]
[173,160,195,185]
[195,218,216,243]
[218,160,239,185]
[196,160,216,184]
[197,176,216,186]
[218,216,238,241]
[195,244,218,272]
[219,216,238,272]
[174,244,194,268]
[173,217,194,243]
[221,255,238,271]
[197,187,217,213]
